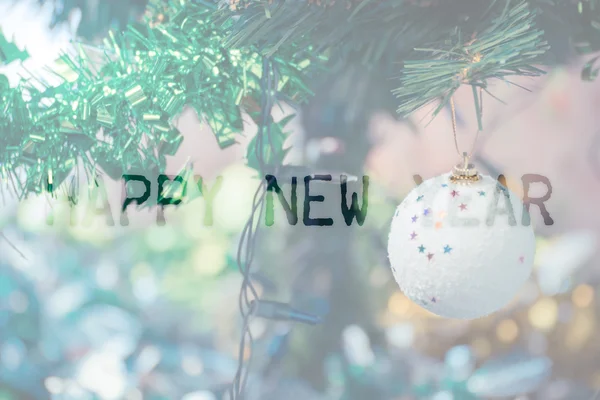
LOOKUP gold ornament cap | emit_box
[450,152,481,185]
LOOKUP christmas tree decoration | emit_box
[387,169,535,319]
[388,89,535,319]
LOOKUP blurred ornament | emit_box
[444,345,475,382]
[342,325,375,368]
[466,352,552,398]
[76,351,127,399]
[431,391,454,400]
[46,282,89,318]
[388,172,535,319]
[496,319,519,343]
[528,297,558,332]
[385,323,415,349]
[44,376,65,395]
[572,284,595,308]
[536,231,597,296]
[76,304,142,359]
[133,345,161,375]
[1,337,26,371]
[192,239,229,277]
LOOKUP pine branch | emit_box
[393,0,549,119]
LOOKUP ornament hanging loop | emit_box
[448,89,483,185]
[451,151,481,184]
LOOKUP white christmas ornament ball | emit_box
[388,173,535,319]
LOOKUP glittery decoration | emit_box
[451,190,460,197]
[388,173,536,319]
[0,1,314,196]
[411,215,418,223]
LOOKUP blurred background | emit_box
[2,0,600,399]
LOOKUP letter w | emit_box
[341,175,369,226]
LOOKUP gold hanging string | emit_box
[449,86,483,162]
[448,86,483,184]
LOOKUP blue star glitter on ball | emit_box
[410,232,418,240]
[441,183,448,188]
[416,195,424,202]
[411,215,418,223]
[478,190,486,196]
[388,173,536,319]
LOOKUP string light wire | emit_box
[230,56,278,400]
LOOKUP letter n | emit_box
[265,175,298,226]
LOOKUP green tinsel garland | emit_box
[0,0,315,197]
